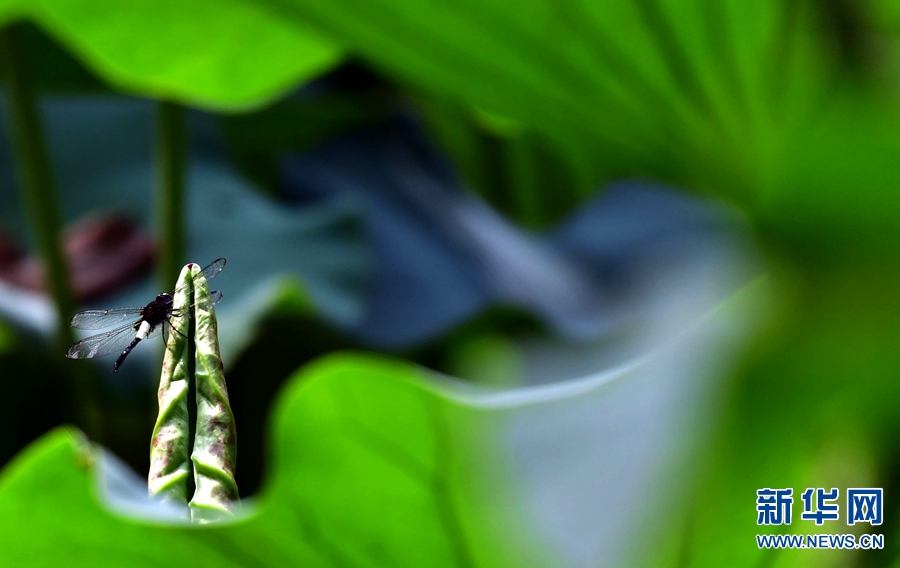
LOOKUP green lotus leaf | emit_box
[0,0,344,109]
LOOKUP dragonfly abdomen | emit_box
[113,320,154,372]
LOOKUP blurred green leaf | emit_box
[259,0,685,182]
[259,0,824,184]
[0,354,544,567]
[0,0,344,109]
[259,0,900,250]
[675,260,900,568]
[0,0,22,22]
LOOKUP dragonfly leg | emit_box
[166,317,187,339]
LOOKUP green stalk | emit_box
[1,26,73,340]
[155,101,186,291]
[503,134,541,229]
[0,24,99,438]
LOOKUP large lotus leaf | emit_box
[260,0,824,176]
[0,0,21,22]
[259,0,900,249]
[259,0,690,181]
[0,264,760,567]
[0,0,343,109]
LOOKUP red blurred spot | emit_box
[0,214,155,303]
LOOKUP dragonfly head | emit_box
[156,293,173,307]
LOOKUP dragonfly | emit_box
[66,258,226,371]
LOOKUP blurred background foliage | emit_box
[0,0,897,567]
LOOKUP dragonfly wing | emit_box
[72,258,224,329]
[168,290,224,320]
[170,258,226,297]
[200,258,226,283]
[70,307,143,330]
[66,323,137,359]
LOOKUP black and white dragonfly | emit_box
[66,258,226,371]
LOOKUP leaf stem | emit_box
[1,25,74,343]
[0,24,99,438]
[155,101,186,290]
[503,134,541,229]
